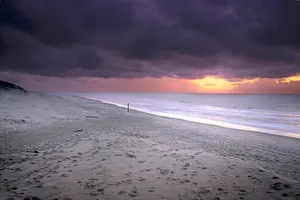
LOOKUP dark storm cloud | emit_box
[0,0,299,79]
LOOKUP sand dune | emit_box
[0,92,300,200]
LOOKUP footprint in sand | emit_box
[238,189,248,196]
[269,182,291,190]
[180,179,191,183]
[149,187,155,192]
[118,190,126,195]
[125,153,136,158]
[196,188,210,195]
[282,193,289,197]
[129,187,138,197]
[90,192,98,197]
[24,196,42,200]
[125,172,132,176]
[137,177,146,182]
[60,173,69,177]
[160,169,169,175]
[181,163,190,170]
[97,188,104,194]
[120,180,132,184]
[71,155,80,159]
[191,171,198,176]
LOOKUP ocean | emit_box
[75,93,300,138]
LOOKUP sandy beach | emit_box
[1,92,300,200]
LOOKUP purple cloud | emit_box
[0,0,299,79]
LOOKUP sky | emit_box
[0,0,300,93]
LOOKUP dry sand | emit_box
[0,91,300,200]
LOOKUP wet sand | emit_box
[1,92,300,200]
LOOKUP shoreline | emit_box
[80,95,300,141]
[1,92,300,199]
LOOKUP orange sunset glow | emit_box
[190,77,235,91]
[190,75,300,93]
[190,77,259,93]
[281,74,300,83]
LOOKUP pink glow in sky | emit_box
[8,73,300,94]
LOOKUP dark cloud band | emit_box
[0,0,299,79]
